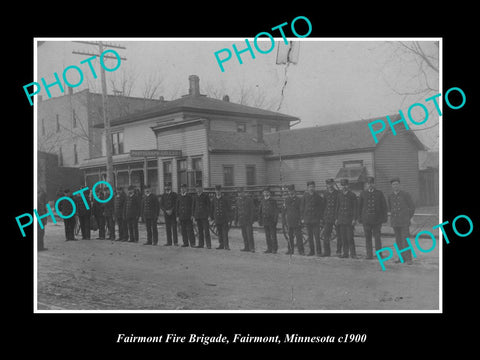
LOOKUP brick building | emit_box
[37,88,165,168]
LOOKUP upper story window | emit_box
[111,132,124,155]
[236,122,247,132]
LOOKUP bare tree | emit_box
[379,41,440,148]
[142,72,165,100]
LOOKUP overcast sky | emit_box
[36,39,440,149]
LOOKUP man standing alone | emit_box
[192,182,211,249]
[125,185,141,243]
[210,185,232,250]
[358,177,388,259]
[322,179,338,257]
[301,181,324,256]
[235,187,255,252]
[283,184,304,255]
[142,184,160,245]
[388,177,416,265]
[336,179,358,259]
[176,184,195,247]
[160,183,178,246]
[258,187,279,254]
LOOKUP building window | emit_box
[177,159,187,189]
[246,165,256,186]
[264,125,279,133]
[343,160,364,168]
[163,161,172,186]
[73,144,78,165]
[56,114,60,133]
[223,165,234,186]
[192,157,203,186]
[72,109,77,128]
[111,132,124,155]
[236,122,247,132]
[41,118,45,136]
[58,147,63,166]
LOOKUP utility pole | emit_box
[72,41,127,187]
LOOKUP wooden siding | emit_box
[155,124,208,192]
[209,153,267,187]
[266,152,374,191]
[374,129,421,204]
[208,114,290,137]
[124,125,157,152]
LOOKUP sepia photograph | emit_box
[34,39,440,312]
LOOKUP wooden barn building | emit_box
[264,116,427,202]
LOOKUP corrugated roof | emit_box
[264,115,425,156]
[208,130,270,153]
[103,95,300,128]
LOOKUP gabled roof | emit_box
[102,95,300,128]
[264,115,426,157]
[208,130,270,153]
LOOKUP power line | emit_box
[72,41,127,187]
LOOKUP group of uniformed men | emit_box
[47,176,416,264]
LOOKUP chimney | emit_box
[188,75,200,96]
[68,86,73,96]
[222,95,230,102]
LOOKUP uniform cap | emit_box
[390,177,401,184]
[325,178,335,185]
[307,181,315,186]
[340,179,349,186]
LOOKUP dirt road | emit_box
[37,222,439,311]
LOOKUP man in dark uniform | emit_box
[258,187,279,254]
[141,184,159,245]
[114,187,127,241]
[91,186,106,240]
[358,176,388,259]
[322,179,338,257]
[235,187,255,252]
[388,177,416,265]
[59,188,76,241]
[283,184,304,255]
[37,188,48,251]
[192,182,211,249]
[103,187,115,240]
[301,181,324,256]
[75,186,91,240]
[176,183,196,247]
[125,185,141,243]
[210,185,232,250]
[335,179,358,259]
[160,183,178,246]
